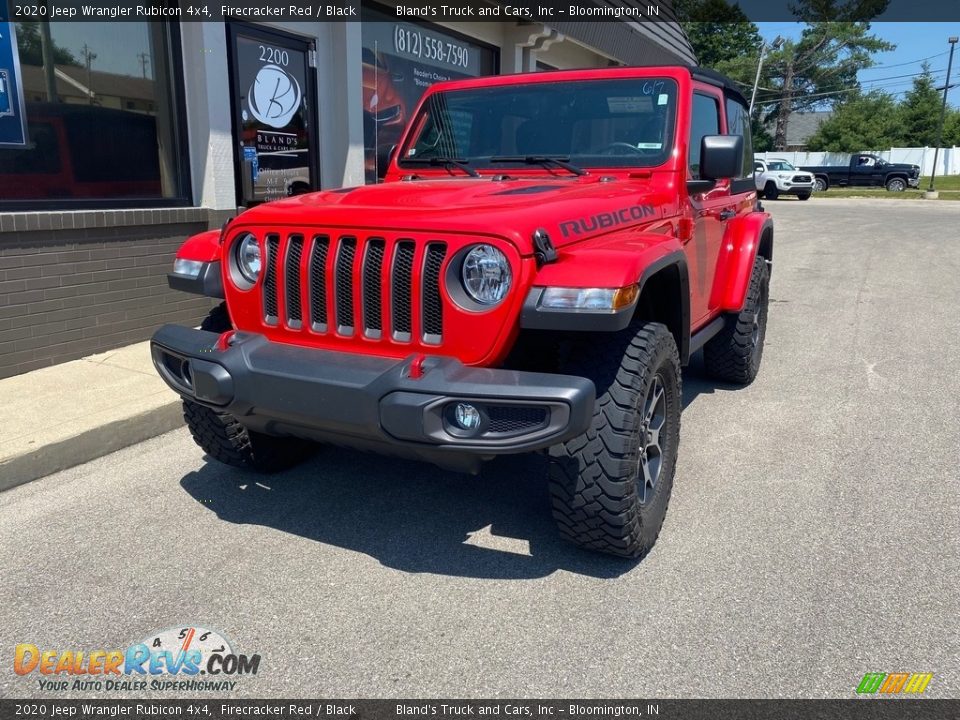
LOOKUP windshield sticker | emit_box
[636,143,662,150]
[658,93,669,106]
[607,97,652,113]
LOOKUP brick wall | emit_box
[0,210,222,379]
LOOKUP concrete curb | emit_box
[0,402,184,493]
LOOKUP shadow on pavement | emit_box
[180,450,635,580]
[179,357,724,581]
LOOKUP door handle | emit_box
[719,209,736,221]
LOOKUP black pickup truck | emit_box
[801,153,921,192]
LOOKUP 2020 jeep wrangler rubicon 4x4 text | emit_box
[153,66,773,559]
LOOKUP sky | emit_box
[50,22,155,80]
[756,22,960,107]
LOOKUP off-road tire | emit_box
[548,322,681,559]
[703,254,770,385]
[763,182,779,200]
[183,303,315,472]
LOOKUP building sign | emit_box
[229,25,316,204]
[361,9,497,182]
[0,7,28,148]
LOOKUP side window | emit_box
[689,93,720,179]
[725,95,754,192]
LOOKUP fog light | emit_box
[454,403,482,431]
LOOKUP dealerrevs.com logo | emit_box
[14,625,261,693]
[856,672,933,695]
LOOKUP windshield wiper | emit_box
[402,156,480,178]
[490,155,587,176]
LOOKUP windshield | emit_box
[399,78,678,171]
[767,161,796,171]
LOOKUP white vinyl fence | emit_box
[755,147,960,176]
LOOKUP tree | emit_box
[761,22,894,150]
[674,0,769,149]
[14,22,79,67]
[751,1,894,150]
[806,91,900,151]
[896,64,943,147]
[674,0,764,86]
[944,110,960,147]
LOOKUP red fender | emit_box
[531,232,686,288]
[711,212,772,312]
[175,229,222,263]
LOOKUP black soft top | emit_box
[686,66,750,107]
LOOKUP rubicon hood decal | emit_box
[559,204,657,238]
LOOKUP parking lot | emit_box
[1,198,958,699]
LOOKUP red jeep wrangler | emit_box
[152,66,773,559]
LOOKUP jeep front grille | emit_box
[391,240,415,341]
[263,235,280,323]
[362,239,386,338]
[334,237,357,334]
[308,236,330,331]
[422,243,447,344]
[259,233,449,344]
[284,235,304,328]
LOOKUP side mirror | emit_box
[700,134,743,180]
[376,144,398,180]
[687,134,744,194]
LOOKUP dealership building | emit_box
[0,3,695,379]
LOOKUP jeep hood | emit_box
[234,176,679,254]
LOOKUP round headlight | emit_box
[236,234,262,283]
[461,244,511,306]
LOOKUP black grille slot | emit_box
[285,235,303,327]
[263,234,280,323]
[362,239,386,337]
[487,406,548,435]
[391,240,415,340]
[334,237,357,333]
[422,243,446,342]
[308,236,330,330]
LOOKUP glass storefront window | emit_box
[0,21,187,207]
[361,6,498,182]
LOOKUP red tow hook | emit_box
[408,353,427,379]
[215,330,236,352]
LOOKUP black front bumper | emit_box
[151,325,595,468]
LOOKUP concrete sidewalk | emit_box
[0,341,182,492]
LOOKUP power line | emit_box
[864,50,950,70]
[754,77,948,104]
[749,68,948,98]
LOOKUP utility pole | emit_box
[750,36,783,118]
[38,7,58,102]
[926,36,958,198]
[137,52,150,79]
[80,43,97,105]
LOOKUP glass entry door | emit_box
[227,23,318,206]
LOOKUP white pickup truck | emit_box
[754,158,814,201]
